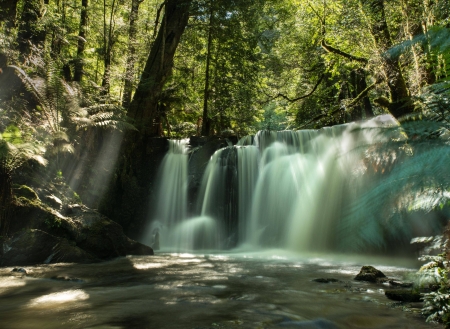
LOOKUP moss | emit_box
[13,185,39,201]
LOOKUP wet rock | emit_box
[1,229,97,266]
[63,204,84,216]
[388,279,413,288]
[5,186,153,266]
[51,276,84,283]
[73,210,154,259]
[11,267,27,274]
[354,266,387,283]
[44,195,63,209]
[385,289,422,302]
[278,318,339,328]
[313,278,339,283]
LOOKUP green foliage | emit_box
[0,129,47,173]
[411,236,450,326]
[340,139,450,250]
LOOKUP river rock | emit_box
[279,318,339,328]
[354,265,387,282]
[388,279,413,288]
[73,211,154,259]
[313,278,339,283]
[385,289,422,302]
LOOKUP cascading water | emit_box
[143,139,188,249]
[146,115,437,253]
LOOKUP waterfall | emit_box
[143,139,188,250]
[147,114,436,252]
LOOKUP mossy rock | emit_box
[354,265,387,282]
[385,289,422,302]
[13,185,40,202]
[1,229,98,266]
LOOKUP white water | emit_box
[143,139,189,249]
[147,115,409,252]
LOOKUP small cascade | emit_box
[195,147,238,248]
[146,114,431,253]
[144,139,189,249]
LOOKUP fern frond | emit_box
[340,142,450,251]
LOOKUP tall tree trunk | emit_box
[101,0,117,96]
[74,0,88,82]
[17,0,46,60]
[122,0,143,109]
[360,0,412,117]
[0,0,20,30]
[201,6,214,136]
[127,0,191,134]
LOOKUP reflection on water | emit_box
[28,289,89,306]
[0,252,443,328]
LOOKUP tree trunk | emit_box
[350,68,374,120]
[0,0,20,30]
[122,0,142,109]
[17,0,46,60]
[127,0,191,134]
[201,6,214,136]
[360,0,412,117]
[101,0,117,96]
[74,0,88,82]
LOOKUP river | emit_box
[0,251,443,328]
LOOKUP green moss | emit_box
[13,185,39,201]
[45,215,62,229]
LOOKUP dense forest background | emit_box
[1,0,450,239]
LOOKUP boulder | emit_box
[313,278,339,283]
[354,265,387,282]
[1,229,97,266]
[385,289,422,302]
[72,210,154,259]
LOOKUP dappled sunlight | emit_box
[28,289,89,306]
[132,262,167,270]
[0,277,26,292]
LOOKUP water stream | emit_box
[0,252,442,328]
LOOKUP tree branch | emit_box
[321,40,368,64]
[298,78,381,128]
[274,74,325,103]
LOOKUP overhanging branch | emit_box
[298,78,382,129]
[274,74,325,103]
[321,40,368,64]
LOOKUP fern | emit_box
[339,139,450,251]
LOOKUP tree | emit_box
[0,0,20,30]
[122,0,144,108]
[359,0,411,117]
[74,0,89,82]
[17,0,46,60]
[127,0,192,134]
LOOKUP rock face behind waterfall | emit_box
[1,183,153,266]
